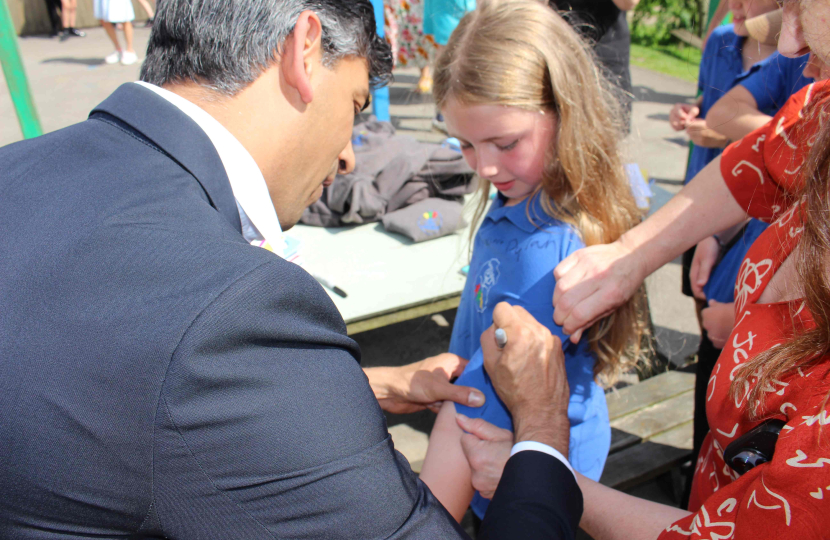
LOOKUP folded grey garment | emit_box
[381,198,467,243]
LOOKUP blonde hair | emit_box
[434,0,648,382]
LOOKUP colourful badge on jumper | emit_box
[417,210,442,236]
[473,258,501,313]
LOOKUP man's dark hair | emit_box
[140,0,393,95]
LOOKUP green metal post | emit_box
[0,0,42,139]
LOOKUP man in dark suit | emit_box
[0,0,582,537]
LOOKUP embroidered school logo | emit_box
[417,211,443,236]
[473,258,501,313]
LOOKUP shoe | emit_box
[49,28,60,38]
[432,113,448,134]
[104,51,122,64]
[121,51,138,65]
[67,28,86,37]
[144,17,154,27]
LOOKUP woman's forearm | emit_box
[577,474,691,540]
[620,156,748,277]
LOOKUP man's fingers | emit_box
[491,302,521,331]
[445,354,469,379]
[431,380,485,408]
[456,414,514,442]
[569,327,583,344]
[426,401,443,413]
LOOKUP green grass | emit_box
[630,42,702,82]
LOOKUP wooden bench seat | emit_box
[601,370,695,490]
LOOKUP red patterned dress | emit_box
[659,82,830,539]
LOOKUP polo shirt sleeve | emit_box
[720,81,829,222]
[740,53,812,115]
[698,26,730,95]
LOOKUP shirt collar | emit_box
[484,190,559,233]
[133,81,286,255]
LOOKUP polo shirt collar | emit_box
[713,25,768,84]
[134,82,286,255]
[484,190,558,233]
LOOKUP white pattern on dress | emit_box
[746,479,792,526]
[731,160,767,184]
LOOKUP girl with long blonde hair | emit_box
[418,0,646,522]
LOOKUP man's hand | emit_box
[364,353,485,414]
[701,300,736,348]
[481,303,570,455]
[669,103,699,131]
[686,119,730,149]
[690,236,720,300]
[553,239,646,343]
[455,414,513,499]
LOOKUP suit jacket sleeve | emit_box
[145,258,468,539]
[479,451,583,540]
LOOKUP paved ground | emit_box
[2,26,702,526]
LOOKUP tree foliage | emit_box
[631,0,702,47]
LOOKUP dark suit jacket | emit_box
[0,83,582,538]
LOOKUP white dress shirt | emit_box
[134,81,286,255]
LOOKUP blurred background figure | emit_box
[385,0,439,94]
[60,0,86,38]
[95,0,137,65]
[553,0,638,131]
[136,0,155,26]
[43,0,63,37]
[423,0,476,131]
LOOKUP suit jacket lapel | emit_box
[91,83,243,234]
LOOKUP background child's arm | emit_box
[705,85,772,142]
[419,401,476,522]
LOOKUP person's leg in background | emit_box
[136,0,155,26]
[680,330,720,509]
[44,0,63,37]
[61,0,85,37]
[119,21,137,64]
[101,21,123,63]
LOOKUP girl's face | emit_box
[729,0,780,37]
[442,99,557,205]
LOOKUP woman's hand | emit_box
[686,119,730,148]
[690,236,721,300]
[670,103,699,131]
[701,300,736,348]
[364,353,485,414]
[553,239,647,343]
[455,414,513,499]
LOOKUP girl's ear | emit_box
[280,11,323,105]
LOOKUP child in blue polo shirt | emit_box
[418,0,646,523]
[669,0,810,187]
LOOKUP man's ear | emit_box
[281,11,323,105]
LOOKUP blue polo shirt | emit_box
[686,24,812,183]
[703,219,769,303]
[450,191,610,519]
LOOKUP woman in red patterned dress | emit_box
[458,1,830,538]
